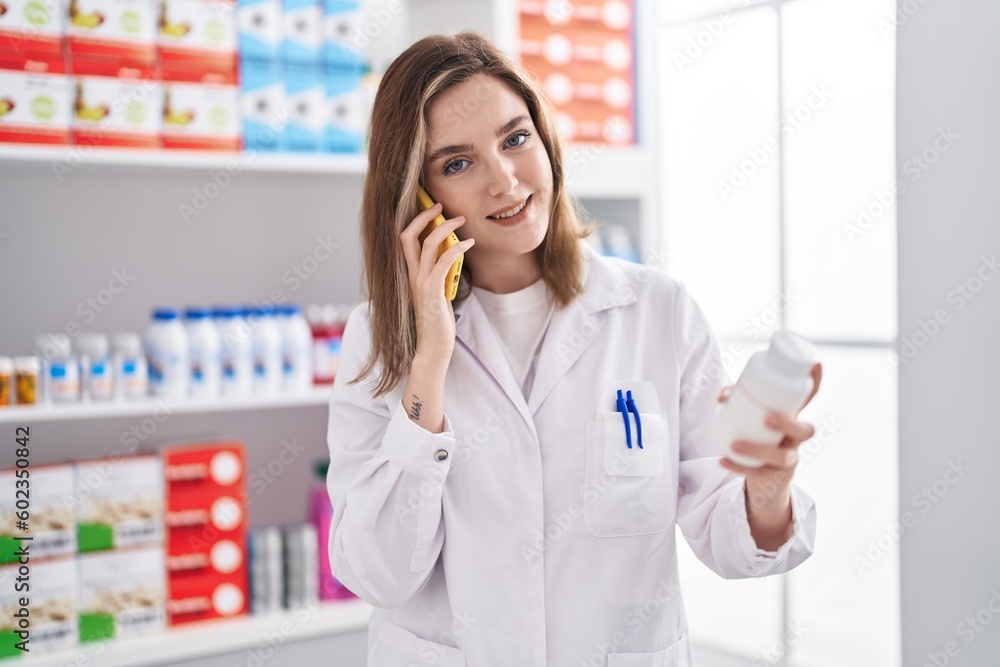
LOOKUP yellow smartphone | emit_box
[416,185,464,301]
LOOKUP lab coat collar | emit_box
[453,241,637,424]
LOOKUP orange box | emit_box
[162,441,249,626]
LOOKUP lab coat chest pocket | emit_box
[369,621,467,667]
[607,635,690,666]
[583,412,674,538]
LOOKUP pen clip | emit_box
[625,390,642,449]
[616,389,632,449]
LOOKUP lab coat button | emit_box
[434,449,449,462]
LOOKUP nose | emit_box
[486,155,518,198]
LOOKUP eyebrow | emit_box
[425,114,530,164]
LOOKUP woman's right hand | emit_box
[399,202,475,365]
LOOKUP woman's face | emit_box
[422,73,554,262]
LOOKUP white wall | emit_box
[897,0,1000,664]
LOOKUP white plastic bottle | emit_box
[276,303,314,393]
[185,306,222,400]
[216,306,253,397]
[111,332,149,400]
[76,333,114,401]
[709,331,818,468]
[247,304,283,396]
[35,333,80,403]
[146,308,190,400]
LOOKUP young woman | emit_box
[327,32,822,667]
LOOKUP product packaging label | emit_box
[160,80,241,149]
[70,71,162,147]
[239,58,283,150]
[0,464,75,562]
[323,71,361,153]
[67,0,157,66]
[0,558,77,656]
[321,0,361,74]
[77,547,166,641]
[281,0,319,66]
[75,455,163,552]
[0,0,66,56]
[236,0,280,63]
[163,442,248,626]
[282,63,322,151]
[159,0,237,81]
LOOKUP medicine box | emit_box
[0,463,75,563]
[236,0,281,64]
[77,546,166,641]
[323,70,361,153]
[162,441,248,626]
[158,0,237,82]
[75,455,163,552]
[0,0,66,58]
[0,557,78,656]
[239,58,283,151]
[70,60,162,147]
[66,0,157,68]
[0,58,72,145]
[160,79,241,149]
[282,63,322,152]
[321,0,362,74]
[281,0,319,67]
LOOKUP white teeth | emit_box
[490,198,528,219]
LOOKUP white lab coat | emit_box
[326,241,817,667]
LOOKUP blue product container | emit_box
[240,60,285,152]
[322,0,364,75]
[323,72,363,154]
[237,0,283,65]
[283,64,326,152]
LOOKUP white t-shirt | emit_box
[472,278,555,398]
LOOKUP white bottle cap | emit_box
[767,331,817,376]
[14,357,40,374]
[76,333,109,360]
[111,332,143,358]
[322,304,339,325]
[306,304,323,325]
[36,333,72,360]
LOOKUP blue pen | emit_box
[625,390,643,449]
[616,389,632,449]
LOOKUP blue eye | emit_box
[441,130,533,177]
[443,158,468,175]
[506,130,531,147]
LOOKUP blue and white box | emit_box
[282,0,322,67]
[237,0,283,64]
[283,65,325,151]
[240,60,285,151]
[322,0,363,74]
[324,72,364,153]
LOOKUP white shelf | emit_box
[0,386,332,424]
[0,145,367,174]
[23,600,372,667]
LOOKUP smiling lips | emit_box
[487,195,531,221]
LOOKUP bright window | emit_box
[657,0,899,664]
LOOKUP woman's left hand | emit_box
[717,362,823,496]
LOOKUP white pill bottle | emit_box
[146,308,190,399]
[710,331,818,468]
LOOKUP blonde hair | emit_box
[352,32,596,397]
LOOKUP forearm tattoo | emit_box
[409,394,423,421]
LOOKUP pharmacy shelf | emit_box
[0,386,332,425]
[22,599,372,667]
[0,145,368,174]
[0,144,649,194]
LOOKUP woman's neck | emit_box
[468,250,541,294]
